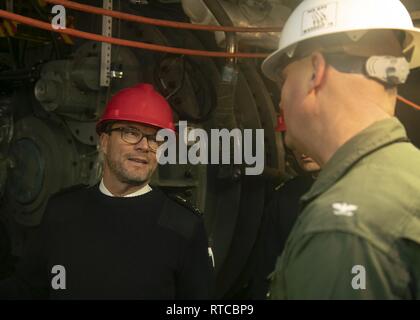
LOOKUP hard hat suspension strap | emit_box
[324,53,410,86]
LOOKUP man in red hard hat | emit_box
[96,83,175,197]
[0,83,213,299]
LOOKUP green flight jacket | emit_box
[268,117,420,300]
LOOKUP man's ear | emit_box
[99,133,109,156]
[309,52,327,93]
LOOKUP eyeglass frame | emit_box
[105,126,162,152]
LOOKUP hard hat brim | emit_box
[96,117,175,135]
[408,29,420,69]
[262,27,420,82]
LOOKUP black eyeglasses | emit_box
[106,127,162,151]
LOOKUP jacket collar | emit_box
[301,117,409,205]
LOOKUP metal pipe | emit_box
[44,0,282,33]
[0,9,268,59]
[202,0,238,65]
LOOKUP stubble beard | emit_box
[105,155,153,186]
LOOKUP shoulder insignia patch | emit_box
[332,202,358,217]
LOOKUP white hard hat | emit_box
[262,0,420,81]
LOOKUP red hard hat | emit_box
[96,83,175,134]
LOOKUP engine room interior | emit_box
[0,0,419,300]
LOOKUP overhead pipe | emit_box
[44,0,283,33]
[0,10,419,109]
[0,9,268,58]
[397,95,420,110]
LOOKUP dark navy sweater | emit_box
[0,186,212,299]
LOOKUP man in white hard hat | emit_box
[262,0,420,299]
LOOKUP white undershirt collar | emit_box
[99,179,152,197]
